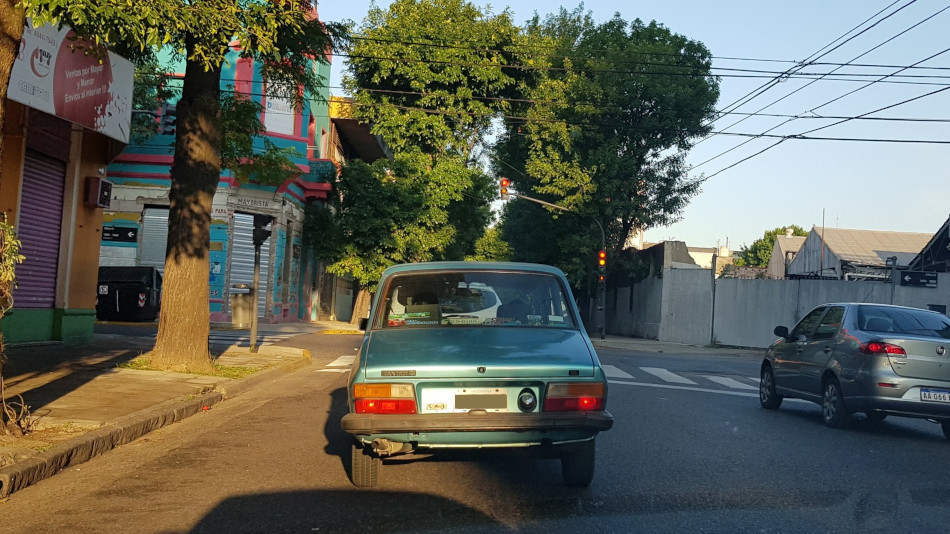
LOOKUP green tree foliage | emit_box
[465,227,511,262]
[332,0,511,289]
[18,1,341,370]
[495,7,719,287]
[735,225,808,267]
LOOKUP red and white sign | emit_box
[10,21,133,143]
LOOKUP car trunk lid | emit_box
[361,327,596,379]
[883,335,950,380]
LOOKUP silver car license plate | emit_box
[921,388,950,403]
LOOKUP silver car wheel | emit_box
[822,379,850,429]
[759,365,783,410]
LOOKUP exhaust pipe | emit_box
[371,438,410,456]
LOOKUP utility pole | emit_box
[250,215,273,353]
[499,180,606,339]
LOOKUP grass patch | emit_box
[117,357,153,370]
[210,364,258,379]
[118,356,258,379]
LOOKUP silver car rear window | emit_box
[858,306,950,338]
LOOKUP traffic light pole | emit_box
[506,192,606,340]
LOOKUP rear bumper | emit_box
[341,410,614,435]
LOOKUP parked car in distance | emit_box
[341,261,614,488]
[760,302,950,436]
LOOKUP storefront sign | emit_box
[10,21,134,143]
[233,197,271,209]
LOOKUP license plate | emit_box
[421,387,509,413]
[921,388,950,403]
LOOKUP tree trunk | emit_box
[149,41,221,372]
[0,2,24,165]
[349,287,372,326]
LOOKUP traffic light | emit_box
[500,177,510,200]
[252,214,273,246]
[161,103,176,135]
[597,249,606,270]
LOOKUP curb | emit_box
[0,353,310,498]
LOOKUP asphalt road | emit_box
[3,338,950,533]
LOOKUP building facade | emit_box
[99,49,337,324]
[1,23,134,344]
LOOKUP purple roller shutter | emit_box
[13,150,65,309]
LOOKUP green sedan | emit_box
[341,261,614,488]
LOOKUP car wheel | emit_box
[759,364,783,410]
[864,411,887,424]
[350,442,380,488]
[561,439,595,488]
[939,421,950,440]
[822,378,850,429]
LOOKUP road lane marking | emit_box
[608,378,810,403]
[602,365,633,379]
[327,355,355,367]
[317,368,350,373]
[704,376,758,390]
[639,367,696,384]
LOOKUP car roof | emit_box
[381,261,566,277]
[814,302,942,314]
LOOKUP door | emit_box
[797,305,845,396]
[13,150,65,310]
[773,306,826,397]
[230,212,272,318]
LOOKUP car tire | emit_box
[759,364,783,410]
[350,442,380,488]
[940,421,950,440]
[822,378,850,429]
[561,439,595,488]
[864,411,887,424]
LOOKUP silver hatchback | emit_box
[760,303,950,436]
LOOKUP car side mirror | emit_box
[358,317,368,331]
[774,326,789,339]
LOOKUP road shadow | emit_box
[189,489,503,533]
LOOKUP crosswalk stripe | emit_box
[639,367,696,385]
[317,368,350,373]
[327,355,355,367]
[704,376,758,390]
[602,365,633,379]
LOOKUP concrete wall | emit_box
[610,269,950,349]
[659,268,712,346]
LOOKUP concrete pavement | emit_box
[0,322,759,498]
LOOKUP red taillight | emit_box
[353,383,416,414]
[860,341,906,356]
[544,396,604,412]
[355,399,417,414]
[544,383,606,412]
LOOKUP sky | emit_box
[315,0,950,252]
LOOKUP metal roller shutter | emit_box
[139,208,169,274]
[230,212,271,317]
[13,150,65,309]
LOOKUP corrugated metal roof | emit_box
[816,227,932,266]
[774,235,806,255]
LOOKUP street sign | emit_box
[900,270,937,288]
[102,225,138,242]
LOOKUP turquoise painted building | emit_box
[100,48,339,324]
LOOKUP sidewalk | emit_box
[591,335,763,358]
[0,319,357,498]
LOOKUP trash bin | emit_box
[230,284,253,328]
[95,266,163,321]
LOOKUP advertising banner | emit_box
[9,22,134,144]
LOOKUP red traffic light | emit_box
[500,177,511,200]
[597,249,606,267]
